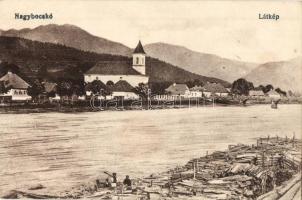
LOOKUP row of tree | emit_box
[231,78,288,96]
[25,79,151,102]
[26,79,85,102]
[84,80,150,99]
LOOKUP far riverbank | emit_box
[0,97,301,114]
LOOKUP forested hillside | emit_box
[0,36,229,88]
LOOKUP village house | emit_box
[164,83,191,99]
[249,90,265,98]
[189,85,203,98]
[202,82,229,98]
[267,89,281,99]
[84,41,149,88]
[0,71,31,101]
[42,81,60,101]
[107,79,139,100]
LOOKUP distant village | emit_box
[0,41,300,107]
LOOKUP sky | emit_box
[0,0,301,63]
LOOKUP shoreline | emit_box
[0,101,301,114]
[2,136,301,199]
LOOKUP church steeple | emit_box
[133,40,146,54]
[132,40,146,75]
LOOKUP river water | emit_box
[0,104,301,195]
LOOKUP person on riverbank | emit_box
[111,173,117,188]
[123,175,132,190]
[105,178,111,187]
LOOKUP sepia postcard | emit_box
[0,0,301,199]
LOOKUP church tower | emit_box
[132,40,146,75]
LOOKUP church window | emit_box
[136,57,139,65]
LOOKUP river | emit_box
[0,104,301,195]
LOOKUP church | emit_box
[84,41,149,87]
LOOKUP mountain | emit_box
[0,24,258,82]
[244,57,302,92]
[0,24,132,56]
[9,23,298,91]
[0,36,229,88]
[144,43,258,83]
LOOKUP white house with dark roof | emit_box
[165,83,191,98]
[267,89,281,99]
[202,82,229,97]
[189,85,203,97]
[249,90,265,97]
[107,80,139,100]
[0,71,31,101]
[84,41,149,87]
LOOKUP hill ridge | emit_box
[0,36,230,89]
[0,24,132,56]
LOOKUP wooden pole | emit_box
[212,97,215,108]
[262,151,265,168]
[193,161,196,180]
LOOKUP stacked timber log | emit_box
[2,136,300,200]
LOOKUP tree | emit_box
[134,83,151,109]
[231,78,254,95]
[105,81,114,93]
[57,81,73,98]
[255,85,264,91]
[263,85,274,93]
[134,83,150,100]
[149,82,172,95]
[275,88,287,96]
[72,84,85,96]
[106,80,114,87]
[85,80,110,96]
[27,79,45,102]
[0,81,8,94]
[186,79,203,88]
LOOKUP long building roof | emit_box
[85,61,143,76]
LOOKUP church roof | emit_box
[85,61,142,75]
[112,80,134,92]
[133,40,146,54]
[0,72,30,89]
